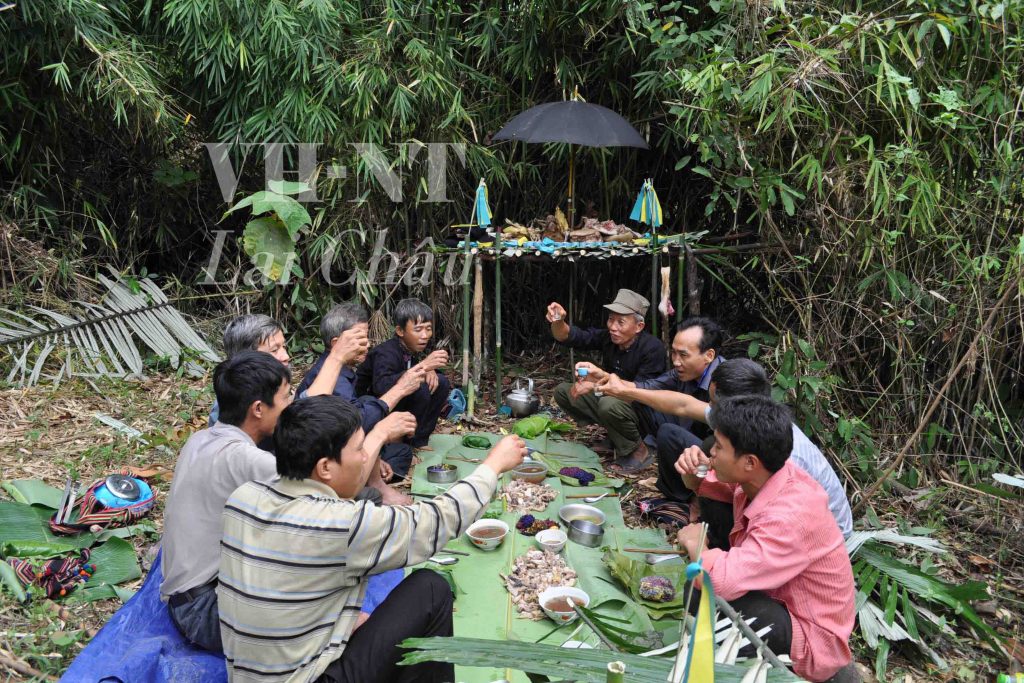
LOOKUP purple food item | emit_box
[638,575,676,602]
[559,466,596,486]
[516,514,559,536]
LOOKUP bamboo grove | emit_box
[2,0,1022,517]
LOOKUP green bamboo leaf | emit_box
[0,560,27,602]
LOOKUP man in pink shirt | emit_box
[676,395,859,683]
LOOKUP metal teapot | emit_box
[505,378,540,418]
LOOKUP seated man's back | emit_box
[218,396,528,683]
[161,351,292,653]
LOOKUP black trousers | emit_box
[687,589,860,683]
[688,589,793,661]
[656,424,735,549]
[397,373,451,448]
[381,443,414,479]
[317,569,454,683]
[655,422,705,502]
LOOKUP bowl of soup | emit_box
[465,520,510,551]
[538,586,591,625]
[558,503,606,529]
[511,462,548,485]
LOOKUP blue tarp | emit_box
[61,549,403,682]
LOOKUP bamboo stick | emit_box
[675,247,684,326]
[685,244,699,315]
[495,226,503,409]
[651,221,658,338]
[472,258,483,398]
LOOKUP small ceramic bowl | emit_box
[557,504,606,529]
[538,586,591,625]
[511,462,548,484]
[465,520,509,551]
[567,519,604,548]
[427,463,459,484]
[535,528,567,553]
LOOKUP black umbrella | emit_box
[492,101,648,228]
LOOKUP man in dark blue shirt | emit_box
[296,302,426,480]
[548,289,667,472]
[590,317,725,483]
[355,299,450,448]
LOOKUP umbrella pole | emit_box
[567,144,576,233]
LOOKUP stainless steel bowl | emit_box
[558,504,606,529]
[567,519,604,547]
[426,465,459,484]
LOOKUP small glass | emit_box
[695,464,709,479]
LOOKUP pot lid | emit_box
[104,474,141,500]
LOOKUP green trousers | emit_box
[553,382,642,458]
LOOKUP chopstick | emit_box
[437,549,470,557]
[564,493,620,499]
[446,455,481,464]
[622,547,686,555]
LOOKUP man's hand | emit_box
[482,435,528,475]
[395,366,427,397]
[597,373,628,398]
[330,325,369,366]
[425,369,440,393]
[674,445,710,478]
[379,460,394,482]
[570,380,597,401]
[574,361,607,383]
[420,350,449,372]
[545,302,567,323]
[676,523,709,562]
[375,411,417,443]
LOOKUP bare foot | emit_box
[380,486,413,506]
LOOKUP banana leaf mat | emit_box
[409,433,679,683]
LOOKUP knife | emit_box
[56,477,73,524]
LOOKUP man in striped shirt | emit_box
[218,396,527,683]
[676,395,858,683]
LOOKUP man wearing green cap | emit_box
[547,289,667,472]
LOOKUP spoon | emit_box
[583,492,611,504]
[645,553,681,565]
[428,556,458,566]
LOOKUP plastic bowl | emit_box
[511,462,548,485]
[535,528,567,553]
[465,520,509,551]
[538,586,591,625]
[558,504,606,528]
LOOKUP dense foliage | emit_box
[2,1,1022,672]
